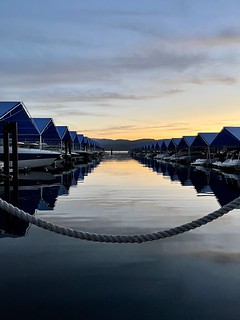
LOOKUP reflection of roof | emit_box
[37,199,54,211]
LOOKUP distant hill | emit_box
[94,138,157,151]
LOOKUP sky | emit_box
[0,0,240,140]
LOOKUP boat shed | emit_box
[168,138,181,151]
[142,143,150,151]
[77,134,84,150]
[178,136,196,149]
[192,132,219,147]
[156,140,163,150]
[152,141,158,150]
[83,136,90,150]
[69,131,79,150]
[210,127,240,147]
[56,126,71,148]
[32,118,60,148]
[89,138,97,150]
[0,101,39,143]
[161,139,171,150]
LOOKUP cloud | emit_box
[83,121,193,138]
[82,124,138,137]
[200,28,240,47]
[28,103,112,119]
[184,75,237,86]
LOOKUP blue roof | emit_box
[0,101,21,117]
[192,132,218,147]
[156,140,163,149]
[162,139,171,149]
[0,101,39,142]
[152,141,159,149]
[211,127,240,147]
[77,134,84,144]
[168,138,181,149]
[56,126,67,138]
[178,136,196,148]
[69,131,77,142]
[33,118,60,145]
[33,118,52,134]
[224,127,240,141]
[56,126,71,141]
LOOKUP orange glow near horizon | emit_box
[82,121,240,141]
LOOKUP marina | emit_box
[1,1,240,319]
[1,102,240,318]
[1,153,240,319]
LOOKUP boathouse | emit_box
[32,118,60,148]
[69,131,78,151]
[211,127,240,148]
[161,139,172,151]
[178,136,196,149]
[77,134,85,150]
[56,126,71,149]
[168,138,181,152]
[192,132,219,148]
[0,101,39,143]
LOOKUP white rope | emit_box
[0,196,240,243]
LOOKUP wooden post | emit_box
[3,124,10,202]
[3,122,19,206]
[11,122,19,207]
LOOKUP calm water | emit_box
[1,154,240,320]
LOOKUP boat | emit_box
[191,157,219,167]
[0,145,61,170]
[190,158,208,166]
[212,156,239,170]
[212,160,224,169]
[220,159,240,171]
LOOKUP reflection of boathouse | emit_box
[134,157,240,208]
[0,161,99,238]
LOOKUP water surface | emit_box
[1,154,240,320]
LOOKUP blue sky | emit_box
[1,0,240,139]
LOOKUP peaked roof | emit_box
[0,101,39,141]
[56,126,68,138]
[224,127,240,141]
[211,127,240,147]
[168,138,181,149]
[56,126,71,142]
[178,136,196,148]
[69,131,77,142]
[192,132,218,147]
[32,117,60,144]
[156,140,163,149]
[77,134,84,143]
[33,118,53,134]
[0,101,22,117]
[162,139,171,149]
